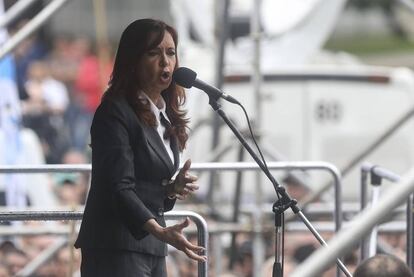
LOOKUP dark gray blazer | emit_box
[75,92,179,256]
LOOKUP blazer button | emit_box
[157,208,164,216]
[161,179,168,186]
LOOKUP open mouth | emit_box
[161,71,170,81]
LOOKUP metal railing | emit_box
[0,161,344,276]
[190,161,344,230]
[360,163,413,270]
[0,210,208,277]
[0,0,38,29]
[0,161,344,231]
[291,165,414,277]
[0,0,72,60]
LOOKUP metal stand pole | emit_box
[408,193,414,271]
[207,97,351,277]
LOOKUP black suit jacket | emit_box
[75,93,179,256]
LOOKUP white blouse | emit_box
[138,92,175,164]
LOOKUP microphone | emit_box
[173,67,239,104]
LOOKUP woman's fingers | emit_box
[184,240,205,253]
[174,183,198,199]
[177,160,195,181]
[184,248,207,262]
[175,187,195,200]
[184,173,198,182]
[185,183,199,192]
[172,160,199,200]
[181,234,207,262]
[180,159,191,174]
[176,194,185,200]
[177,217,190,229]
[169,218,207,262]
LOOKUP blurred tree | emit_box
[347,0,408,39]
[347,0,390,10]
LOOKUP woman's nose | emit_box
[160,53,169,66]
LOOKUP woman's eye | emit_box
[147,51,158,56]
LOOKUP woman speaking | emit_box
[75,18,206,276]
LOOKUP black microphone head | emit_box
[173,67,197,89]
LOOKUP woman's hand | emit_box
[144,218,207,262]
[168,159,199,200]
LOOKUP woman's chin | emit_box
[159,80,172,89]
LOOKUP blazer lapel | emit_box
[170,135,180,172]
[142,124,175,174]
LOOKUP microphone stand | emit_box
[206,96,352,277]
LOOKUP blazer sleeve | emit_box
[91,99,155,239]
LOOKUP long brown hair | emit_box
[105,18,189,151]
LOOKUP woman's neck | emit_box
[142,90,161,106]
[141,90,164,109]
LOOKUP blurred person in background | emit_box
[0,47,55,209]
[54,247,81,277]
[60,149,90,204]
[48,35,85,85]
[353,254,413,277]
[53,173,83,206]
[74,18,205,277]
[70,37,113,152]
[0,262,10,277]
[20,222,58,261]
[233,240,253,277]
[8,18,47,101]
[4,0,47,100]
[21,60,70,163]
[3,246,28,276]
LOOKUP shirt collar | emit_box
[138,91,170,125]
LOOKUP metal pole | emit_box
[207,0,230,212]
[92,0,110,92]
[408,193,414,271]
[0,164,92,173]
[0,0,71,60]
[15,238,67,277]
[296,210,351,276]
[262,141,311,194]
[0,0,39,29]
[301,106,414,206]
[165,211,209,277]
[229,146,245,269]
[193,161,343,232]
[291,166,414,277]
[252,202,265,277]
[251,0,263,127]
[368,186,380,256]
[251,3,266,274]
[368,165,412,262]
[212,234,223,276]
[360,164,369,261]
[0,161,345,276]
[0,210,208,277]
[208,100,349,276]
[0,161,344,233]
[398,0,414,13]
[360,163,414,266]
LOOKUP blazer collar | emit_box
[124,93,180,176]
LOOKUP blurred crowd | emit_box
[15,28,113,164]
[0,7,412,277]
[0,9,113,275]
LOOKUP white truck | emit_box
[185,65,414,202]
